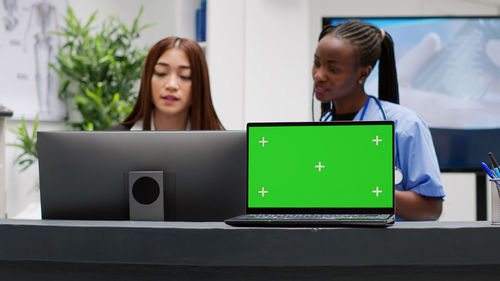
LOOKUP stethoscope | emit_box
[314,94,403,185]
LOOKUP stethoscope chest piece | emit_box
[394,168,403,185]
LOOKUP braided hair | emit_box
[319,20,399,116]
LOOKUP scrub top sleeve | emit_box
[397,118,445,199]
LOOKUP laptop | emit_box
[225,121,395,227]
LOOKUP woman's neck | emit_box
[332,91,368,115]
[153,109,189,130]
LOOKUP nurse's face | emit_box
[151,48,192,117]
[312,35,366,102]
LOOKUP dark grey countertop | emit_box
[1,219,499,267]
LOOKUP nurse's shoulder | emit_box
[381,100,430,135]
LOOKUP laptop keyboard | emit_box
[243,214,391,220]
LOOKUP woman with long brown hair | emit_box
[107,36,224,130]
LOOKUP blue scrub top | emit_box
[321,98,446,200]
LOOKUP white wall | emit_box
[440,173,477,221]
[206,0,246,130]
[244,0,310,124]
[3,0,500,220]
[208,0,310,129]
[174,0,201,41]
[0,117,7,218]
[67,0,177,47]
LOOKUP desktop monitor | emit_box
[322,16,500,130]
[38,131,246,221]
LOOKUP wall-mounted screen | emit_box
[322,17,500,129]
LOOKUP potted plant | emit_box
[8,116,39,172]
[50,5,154,130]
[9,5,153,175]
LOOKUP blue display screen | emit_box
[324,17,500,129]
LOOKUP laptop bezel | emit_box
[245,121,395,215]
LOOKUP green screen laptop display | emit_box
[248,122,394,209]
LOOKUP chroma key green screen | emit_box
[248,123,394,208]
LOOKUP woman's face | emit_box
[312,35,367,102]
[151,48,192,117]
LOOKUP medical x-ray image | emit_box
[2,0,18,32]
[0,0,67,121]
[24,0,58,116]
[326,17,500,129]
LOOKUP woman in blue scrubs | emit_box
[313,20,445,220]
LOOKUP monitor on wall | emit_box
[322,16,500,130]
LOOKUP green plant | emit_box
[8,116,39,171]
[50,6,154,130]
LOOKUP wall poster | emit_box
[0,0,67,120]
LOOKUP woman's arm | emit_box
[391,106,446,221]
[395,190,442,221]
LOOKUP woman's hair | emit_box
[122,36,224,130]
[319,20,399,105]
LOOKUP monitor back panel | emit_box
[38,131,246,221]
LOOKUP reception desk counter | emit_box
[1,220,499,280]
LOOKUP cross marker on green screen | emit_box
[259,187,268,197]
[315,162,325,172]
[259,137,268,147]
[372,135,382,146]
[372,187,383,197]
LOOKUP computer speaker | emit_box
[128,171,164,221]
